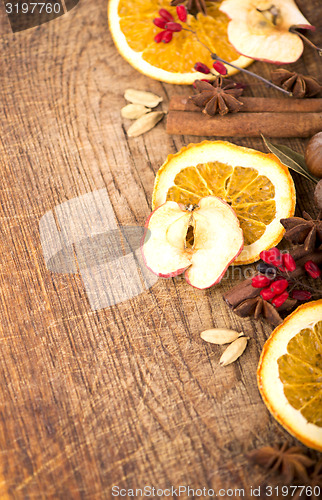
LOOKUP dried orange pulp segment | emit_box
[258,300,322,451]
[108,0,252,84]
[152,141,295,264]
[279,323,322,426]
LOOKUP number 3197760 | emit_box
[5,3,61,14]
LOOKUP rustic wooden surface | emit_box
[0,1,321,498]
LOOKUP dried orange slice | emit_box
[152,141,295,264]
[258,300,322,451]
[108,0,252,84]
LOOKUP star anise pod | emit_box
[232,295,284,326]
[190,77,244,116]
[280,211,322,252]
[271,69,322,98]
[293,460,322,500]
[248,443,315,484]
[171,0,218,16]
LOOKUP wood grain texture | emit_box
[0,1,321,498]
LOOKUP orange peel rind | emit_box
[258,300,322,451]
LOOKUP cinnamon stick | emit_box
[166,110,322,137]
[223,278,261,309]
[169,96,322,113]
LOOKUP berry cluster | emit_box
[153,6,246,80]
[153,6,186,43]
[152,7,230,77]
[194,60,228,76]
[251,247,321,307]
[153,5,227,81]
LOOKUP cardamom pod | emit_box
[219,336,249,366]
[127,111,164,138]
[200,328,243,345]
[124,89,163,108]
[121,104,151,120]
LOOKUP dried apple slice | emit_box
[142,196,244,289]
[220,0,311,64]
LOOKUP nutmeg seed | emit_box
[305,131,322,179]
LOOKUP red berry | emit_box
[165,22,182,32]
[282,253,296,272]
[194,62,210,74]
[260,248,282,267]
[251,275,272,288]
[162,30,173,43]
[176,5,187,22]
[270,279,289,295]
[213,61,227,75]
[153,17,167,29]
[154,31,165,43]
[291,289,312,301]
[159,9,174,22]
[305,260,321,279]
[260,287,276,300]
[272,291,289,308]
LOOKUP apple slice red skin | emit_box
[157,269,190,279]
[227,51,301,66]
[142,197,244,289]
[141,203,191,279]
[294,24,315,31]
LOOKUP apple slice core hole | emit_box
[185,224,195,250]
